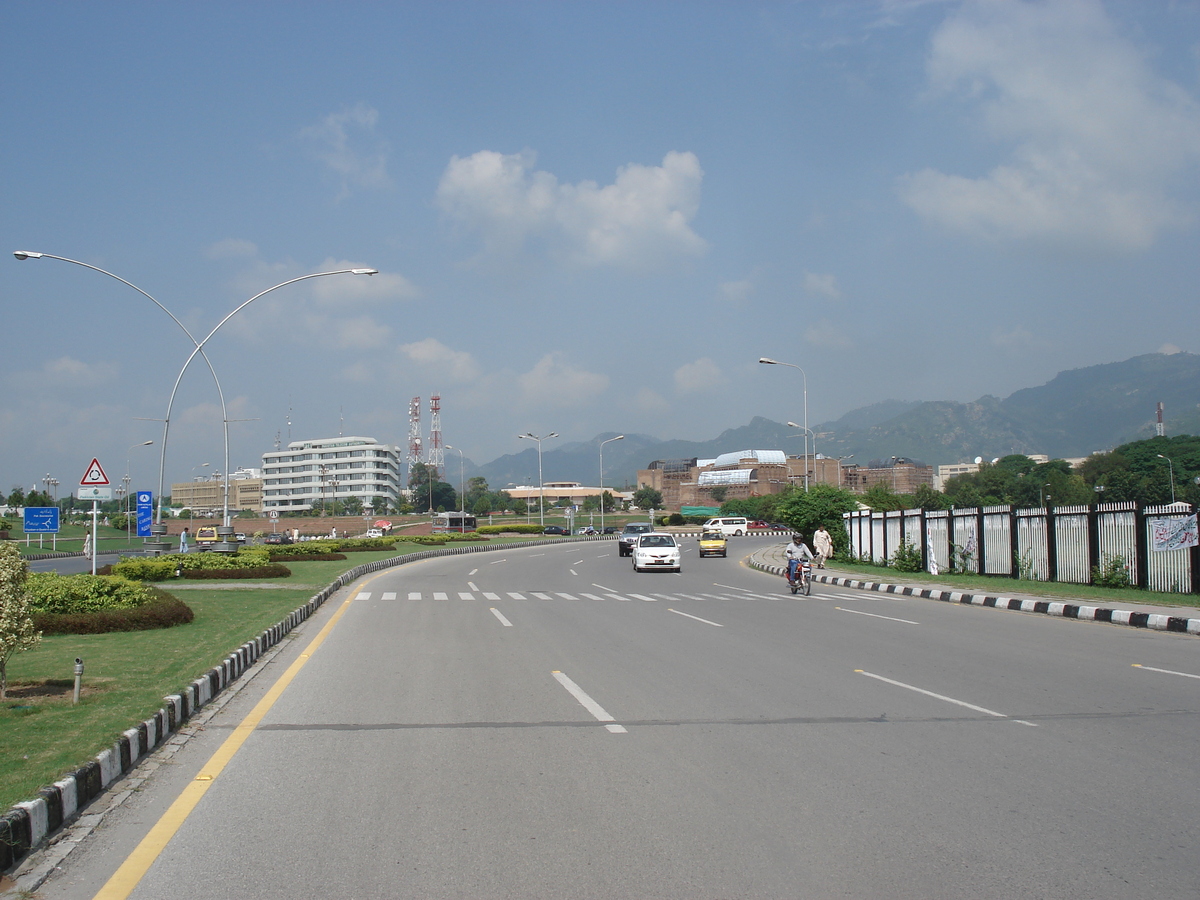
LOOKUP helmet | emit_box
[792,534,803,542]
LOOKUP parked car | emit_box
[698,531,728,558]
[575,526,597,535]
[543,525,569,535]
[264,532,293,545]
[632,532,681,573]
[701,516,749,536]
[618,522,655,556]
[602,526,618,534]
[365,528,383,538]
[748,520,769,529]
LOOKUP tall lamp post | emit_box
[445,445,465,531]
[123,441,154,541]
[13,252,377,534]
[1157,454,1176,503]
[760,357,810,492]
[599,435,624,534]
[518,432,558,529]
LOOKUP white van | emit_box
[702,516,749,536]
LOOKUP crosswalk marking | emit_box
[458,592,474,600]
[434,592,448,601]
[580,593,606,601]
[483,592,501,600]
[532,592,553,600]
[382,592,396,600]
[355,592,371,601]
[507,592,526,600]
[408,592,421,600]
[628,593,658,602]
[556,593,580,601]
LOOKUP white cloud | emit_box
[435,150,707,269]
[898,0,1200,249]
[205,239,259,260]
[336,316,392,351]
[804,319,853,349]
[718,277,755,304]
[674,358,727,394]
[633,387,670,415]
[399,338,480,382]
[300,102,391,196]
[41,356,119,386]
[517,352,609,408]
[803,272,842,300]
[310,258,417,306]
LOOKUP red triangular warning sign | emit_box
[80,458,110,485]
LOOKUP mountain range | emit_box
[468,352,1200,490]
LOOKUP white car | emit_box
[632,532,681,573]
[365,528,383,538]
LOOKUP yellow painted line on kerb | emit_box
[92,575,380,900]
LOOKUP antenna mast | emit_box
[428,394,444,469]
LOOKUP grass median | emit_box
[0,547,438,811]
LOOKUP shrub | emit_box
[267,552,346,563]
[890,537,924,573]
[667,513,686,526]
[1092,553,1132,589]
[34,588,193,634]
[266,542,340,558]
[108,558,178,582]
[478,524,544,535]
[26,573,155,614]
[180,564,291,580]
[331,537,399,551]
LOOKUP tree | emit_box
[632,486,663,510]
[862,483,906,511]
[342,495,364,517]
[472,497,491,517]
[709,486,728,503]
[7,487,25,508]
[775,484,859,558]
[0,542,41,699]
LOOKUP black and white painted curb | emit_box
[0,535,609,877]
[750,558,1200,636]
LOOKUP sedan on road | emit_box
[698,530,728,557]
[632,532,681,573]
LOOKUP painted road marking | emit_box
[355,592,371,601]
[552,671,626,734]
[90,577,370,899]
[490,608,513,627]
[836,607,919,625]
[857,670,1036,726]
[490,559,506,565]
[433,592,449,601]
[668,609,724,627]
[592,583,617,593]
[458,592,474,600]
[532,592,553,600]
[580,593,606,601]
[483,592,501,600]
[628,593,658,602]
[468,569,478,576]
[507,592,526,600]
[468,581,479,591]
[1132,663,1200,680]
[381,592,396,601]
[556,593,580,601]
[570,569,578,576]
[408,592,421,600]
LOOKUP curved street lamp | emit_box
[760,357,811,492]
[518,432,558,529]
[444,445,466,530]
[599,435,624,533]
[1156,454,1176,503]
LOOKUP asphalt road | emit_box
[32,537,1200,899]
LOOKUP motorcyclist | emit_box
[785,533,815,586]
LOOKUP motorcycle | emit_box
[788,559,812,596]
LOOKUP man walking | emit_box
[179,527,189,553]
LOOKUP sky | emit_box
[3,0,1198,498]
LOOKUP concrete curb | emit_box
[748,556,1200,636]
[0,534,608,881]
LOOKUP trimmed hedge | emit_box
[477,524,545,535]
[33,589,194,635]
[26,573,155,614]
[267,552,347,563]
[265,542,340,558]
[180,564,292,580]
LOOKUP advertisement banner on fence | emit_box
[1149,514,1199,552]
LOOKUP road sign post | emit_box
[23,507,60,550]
[79,458,111,576]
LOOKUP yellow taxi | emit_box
[698,530,728,558]
[194,526,219,547]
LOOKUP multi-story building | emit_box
[170,468,263,515]
[842,458,935,494]
[261,436,403,513]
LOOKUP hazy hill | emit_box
[469,352,1198,488]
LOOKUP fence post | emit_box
[1087,503,1101,583]
[1045,503,1058,582]
[1134,503,1149,588]
[1008,507,1019,578]
[918,508,928,571]
[975,508,986,575]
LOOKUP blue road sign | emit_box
[136,492,153,538]
[23,507,60,533]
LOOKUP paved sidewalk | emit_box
[748,542,1200,635]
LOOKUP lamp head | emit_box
[787,422,800,428]
[350,268,378,276]
[13,251,43,260]
[758,357,778,365]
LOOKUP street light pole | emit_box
[599,435,624,534]
[518,432,558,529]
[125,440,153,542]
[1157,454,1177,503]
[445,446,465,531]
[760,357,810,491]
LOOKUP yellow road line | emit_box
[92,574,380,900]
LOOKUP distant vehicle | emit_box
[618,522,654,556]
[702,516,749,537]
[543,525,569,535]
[602,526,618,534]
[575,526,597,535]
[698,531,728,558]
[632,532,681,573]
[264,533,292,545]
[365,528,383,538]
[234,532,246,542]
[194,526,219,548]
[748,520,769,529]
